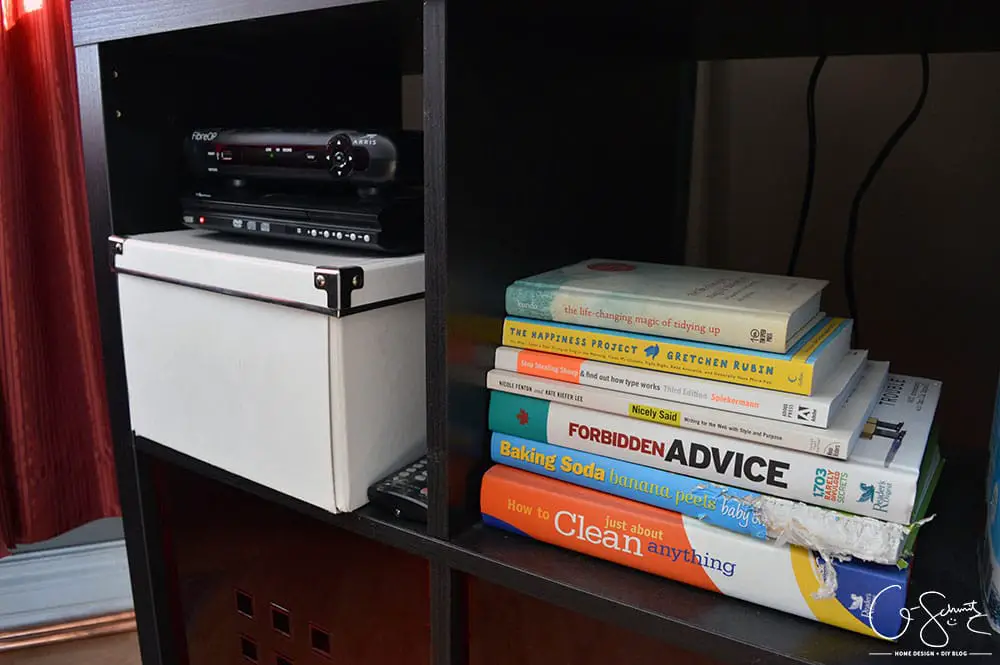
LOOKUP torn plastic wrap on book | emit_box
[755,496,916,567]
[703,487,917,569]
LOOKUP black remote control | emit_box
[367,455,428,522]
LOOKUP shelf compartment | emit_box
[150,444,432,665]
[444,456,1000,665]
[136,436,436,558]
[95,0,420,238]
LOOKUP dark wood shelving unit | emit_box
[133,437,437,558]
[72,1,1000,664]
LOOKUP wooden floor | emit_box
[0,632,140,665]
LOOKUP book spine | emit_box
[983,375,1000,631]
[491,432,910,564]
[502,317,849,396]
[505,283,792,351]
[488,391,919,523]
[490,431,770,539]
[494,347,839,427]
[481,465,909,639]
[487,369,851,459]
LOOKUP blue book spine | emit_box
[490,431,769,540]
[983,375,1000,632]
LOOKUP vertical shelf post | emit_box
[76,43,180,665]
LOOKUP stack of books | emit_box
[480,258,945,640]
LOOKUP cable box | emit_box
[180,189,423,254]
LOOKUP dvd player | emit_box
[181,189,422,254]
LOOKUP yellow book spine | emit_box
[501,318,842,395]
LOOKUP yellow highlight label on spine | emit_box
[628,403,681,426]
[502,319,839,395]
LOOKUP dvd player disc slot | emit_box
[182,212,380,247]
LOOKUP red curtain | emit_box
[0,0,120,556]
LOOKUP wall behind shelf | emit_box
[688,53,1000,455]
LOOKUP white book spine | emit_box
[509,289,793,350]
[505,260,828,352]
[494,346,863,428]
[488,369,868,459]
[521,399,918,523]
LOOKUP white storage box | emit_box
[110,230,426,513]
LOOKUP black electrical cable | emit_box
[844,53,930,347]
[787,56,827,277]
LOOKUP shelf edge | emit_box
[71,0,381,46]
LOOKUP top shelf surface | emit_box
[72,0,1000,58]
[70,0,373,46]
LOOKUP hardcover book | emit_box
[481,464,911,639]
[494,346,868,428]
[490,431,932,564]
[486,358,887,459]
[487,372,941,524]
[501,316,851,396]
[505,259,828,352]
